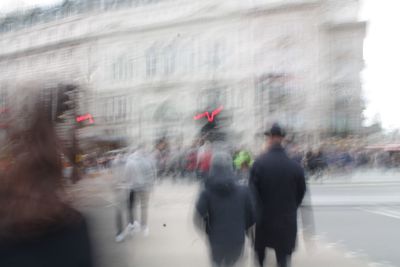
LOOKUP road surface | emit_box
[309,183,400,267]
[70,173,400,267]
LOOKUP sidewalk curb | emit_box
[303,202,400,207]
[308,181,400,186]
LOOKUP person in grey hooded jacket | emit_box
[194,152,255,267]
[123,148,156,236]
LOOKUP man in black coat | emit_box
[250,124,306,267]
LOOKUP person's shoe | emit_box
[132,221,141,233]
[127,221,141,234]
[115,233,125,243]
[127,223,135,232]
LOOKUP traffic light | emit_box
[194,106,230,142]
[76,113,94,129]
[54,84,76,123]
[76,113,94,124]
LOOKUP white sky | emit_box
[0,0,61,13]
[0,0,399,130]
[360,0,400,130]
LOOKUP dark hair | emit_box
[0,85,77,240]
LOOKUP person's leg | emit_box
[115,208,123,235]
[128,189,135,225]
[139,190,150,228]
[114,206,126,242]
[254,245,266,267]
[275,250,291,267]
[115,191,127,242]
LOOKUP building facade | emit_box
[0,0,366,147]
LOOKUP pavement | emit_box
[68,172,398,267]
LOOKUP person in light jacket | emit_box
[123,148,156,236]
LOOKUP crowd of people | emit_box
[291,146,400,180]
[100,138,400,187]
[106,123,307,267]
[1,81,397,267]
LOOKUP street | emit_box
[71,172,400,267]
[309,183,400,267]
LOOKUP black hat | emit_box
[264,123,286,137]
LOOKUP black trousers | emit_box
[128,189,135,224]
[255,246,291,267]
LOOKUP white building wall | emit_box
[0,0,366,147]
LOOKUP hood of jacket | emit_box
[205,151,236,196]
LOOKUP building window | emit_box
[211,43,221,68]
[146,48,157,77]
[182,38,197,73]
[112,56,135,81]
[117,96,127,120]
[102,96,128,122]
[163,45,176,76]
[254,74,290,128]
[256,74,288,113]
[113,57,123,81]
[106,97,115,122]
[128,59,134,79]
[207,41,225,69]
[103,100,108,122]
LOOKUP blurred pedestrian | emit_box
[111,153,132,242]
[305,150,317,178]
[195,152,255,267]
[250,123,306,267]
[233,149,253,184]
[313,149,327,180]
[166,145,183,180]
[0,85,93,267]
[153,138,169,179]
[124,146,156,236]
[290,147,303,166]
[197,140,212,181]
[184,141,199,179]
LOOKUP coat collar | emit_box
[268,143,285,152]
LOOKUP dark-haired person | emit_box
[0,85,94,267]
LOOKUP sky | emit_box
[0,0,61,13]
[360,0,400,130]
[0,0,399,130]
